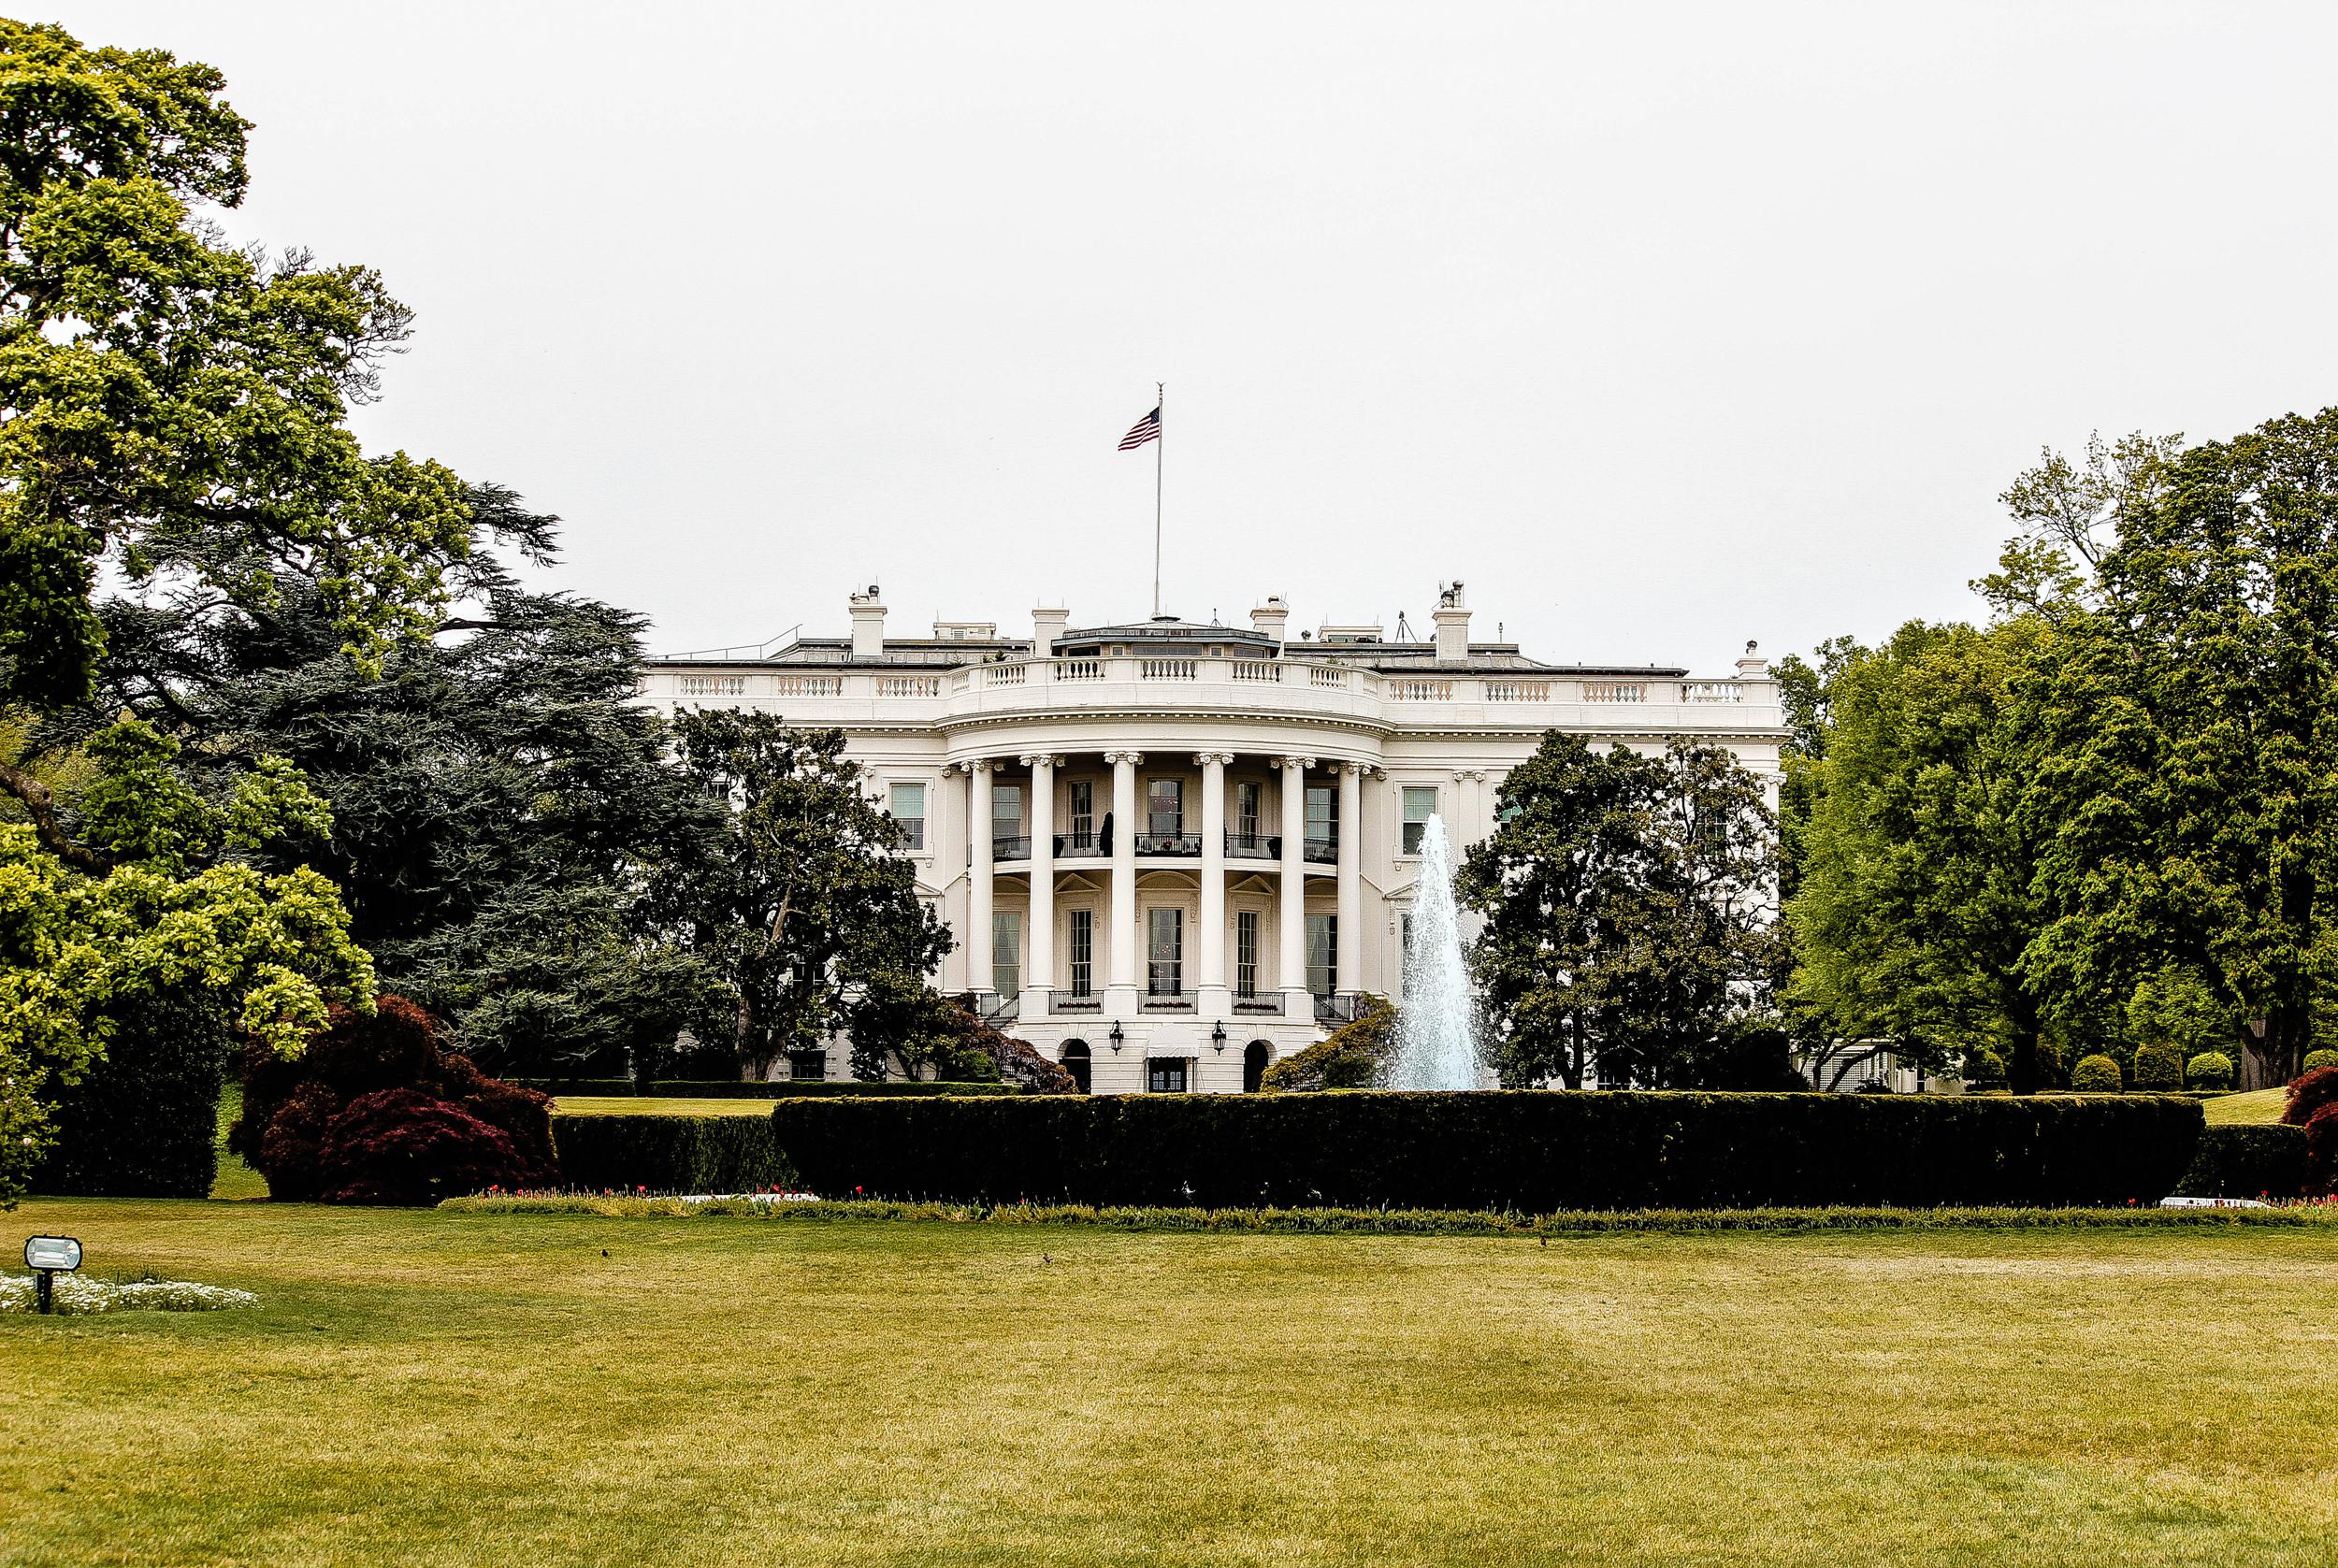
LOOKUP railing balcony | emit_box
[1224,831,1281,858]
[1303,835,1338,864]
[1141,988,1197,1013]
[992,834,1032,860]
[1051,993,1102,1014]
[1313,993,1361,1025]
[1134,831,1201,856]
[1055,831,1105,857]
[1232,993,1284,1015]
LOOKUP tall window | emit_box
[1147,907,1184,995]
[1147,778,1184,838]
[991,912,1020,1000]
[1235,910,1260,998]
[1306,913,1337,996]
[1235,780,1263,839]
[1306,784,1336,852]
[1069,779,1094,844]
[1402,785,1438,855]
[888,782,926,849]
[1069,909,1093,998]
[992,781,1025,852]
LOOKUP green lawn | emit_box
[549,1093,776,1117]
[3,1201,2334,1567]
[2201,1087,2288,1125]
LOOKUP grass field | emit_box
[2201,1086,2287,1125]
[4,1200,2334,1567]
[549,1093,776,1116]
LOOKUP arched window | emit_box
[1243,1040,1272,1093]
[1060,1040,1092,1095]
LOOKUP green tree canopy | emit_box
[1458,733,1780,1089]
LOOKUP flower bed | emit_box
[0,1273,259,1314]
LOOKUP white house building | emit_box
[638,584,1786,1094]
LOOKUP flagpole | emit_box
[1152,381,1164,618]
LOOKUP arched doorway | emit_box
[1243,1040,1272,1093]
[1060,1040,1092,1094]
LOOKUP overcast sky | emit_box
[38,2,2338,670]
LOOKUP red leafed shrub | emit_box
[315,1088,523,1205]
[2286,1067,2338,1197]
[231,995,554,1204]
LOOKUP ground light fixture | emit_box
[23,1235,80,1315]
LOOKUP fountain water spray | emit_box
[1388,814,1484,1089]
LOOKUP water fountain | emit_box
[1387,814,1485,1089]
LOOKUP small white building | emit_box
[639,584,1785,1093]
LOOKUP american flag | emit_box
[1117,405,1162,452]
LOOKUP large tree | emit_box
[2015,411,2338,1086]
[1783,619,2062,1091]
[1458,733,1780,1089]
[642,710,951,1079]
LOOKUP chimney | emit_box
[1433,582,1471,662]
[1032,604,1070,656]
[1736,639,1769,679]
[848,585,886,659]
[1250,595,1290,647]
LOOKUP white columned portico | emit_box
[1277,755,1312,1014]
[1196,752,1233,1014]
[1023,754,1057,1014]
[1105,750,1141,1006]
[966,759,996,998]
[1336,762,1363,1000]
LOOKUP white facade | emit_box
[641,585,1786,1094]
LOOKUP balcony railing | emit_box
[1224,831,1280,858]
[1134,831,1201,856]
[1232,993,1284,1015]
[1051,993,1102,1014]
[1141,989,1197,1013]
[1303,835,1338,864]
[1056,831,1104,857]
[992,834,1031,860]
[1314,993,1361,1024]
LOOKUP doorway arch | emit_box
[1243,1040,1272,1093]
[1060,1040,1092,1095]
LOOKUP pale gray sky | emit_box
[40,1,2338,669]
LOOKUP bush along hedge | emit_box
[767,1091,2207,1210]
[2186,1052,2236,1089]
[2174,1124,2308,1199]
[31,992,229,1198]
[551,1114,793,1193]
[524,1079,1026,1099]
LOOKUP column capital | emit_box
[1338,760,1382,778]
[1017,753,1063,769]
[1274,754,1317,771]
[1192,750,1237,768]
[1450,768,1489,783]
[966,757,1000,774]
[1102,749,1145,767]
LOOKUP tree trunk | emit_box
[2007,1027,2044,1097]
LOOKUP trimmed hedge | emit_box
[527,1079,1024,1099]
[551,1115,792,1192]
[2174,1124,2308,1200]
[767,1091,2206,1210]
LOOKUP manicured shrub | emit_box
[2173,1124,2308,1200]
[768,1091,2205,1211]
[518,1079,1027,1098]
[2186,1051,2235,1089]
[2070,1054,2125,1092]
[29,992,228,1198]
[2132,1045,2185,1091]
[1962,1050,2008,1090]
[551,1114,791,1193]
[2302,1049,2338,1074]
[1261,996,1394,1090]
[233,995,555,1203]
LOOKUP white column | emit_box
[1336,762,1363,998]
[1106,751,1141,1001]
[1024,754,1057,1014]
[966,760,995,997]
[1196,752,1232,1011]
[1277,755,1312,1014]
